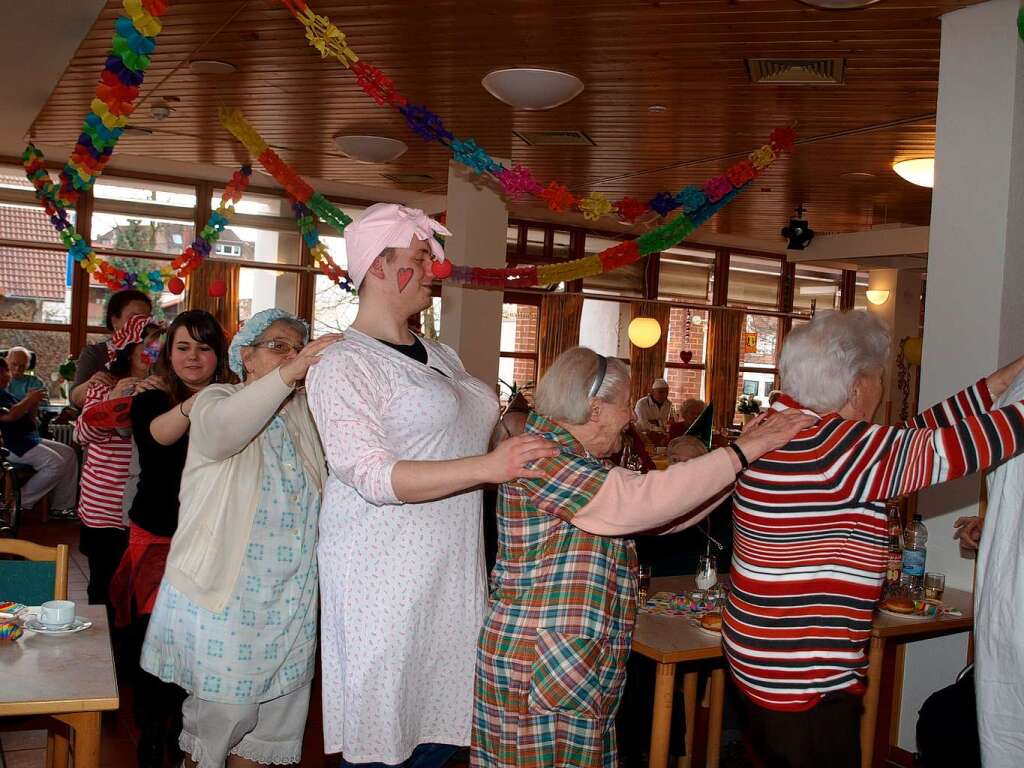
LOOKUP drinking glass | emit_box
[638,564,652,605]
[924,572,945,602]
[696,554,718,592]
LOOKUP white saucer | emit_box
[877,607,932,621]
[22,616,93,635]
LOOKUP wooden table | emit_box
[632,576,727,768]
[859,587,974,768]
[0,605,119,768]
[632,578,974,768]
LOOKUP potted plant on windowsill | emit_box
[737,394,763,425]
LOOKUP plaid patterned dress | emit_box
[471,413,637,768]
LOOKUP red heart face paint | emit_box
[396,268,414,292]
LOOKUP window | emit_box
[498,302,539,403]
[658,247,715,303]
[854,271,870,311]
[0,199,77,326]
[583,235,643,297]
[87,259,186,329]
[735,313,781,424]
[238,268,299,327]
[215,243,242,257]
[727,253,782,309]
[95,178,196,208]
[664,308,709,406]
[794,264,843,312]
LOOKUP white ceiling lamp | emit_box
[189,59,237,75]
[892,158,935,188]
[865,289,891,305]
[334,135,408,164]
[798,0,881,8]
[482,68,584,110]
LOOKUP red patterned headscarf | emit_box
[106,314,165,368]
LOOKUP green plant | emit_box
[498,378,534,397]
[737,394,762,416]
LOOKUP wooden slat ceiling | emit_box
[29,0,985,241]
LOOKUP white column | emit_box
[899,0,1024,750]
[439,160,509,388]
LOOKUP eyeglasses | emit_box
[249,339,304,355]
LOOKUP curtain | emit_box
[186,260,240,336]
[538,293,584,378]
[705,309,743,432]
[628,301,671,406]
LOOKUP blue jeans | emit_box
[341,742,460,768]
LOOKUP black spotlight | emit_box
[781,205,815,250]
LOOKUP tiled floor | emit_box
[4,514,471,768]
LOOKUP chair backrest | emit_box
[0,348,38,371]
[0,539,69,604]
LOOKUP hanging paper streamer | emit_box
[24,144,252,293]
[219,108,779,292]
[277,0,795,225]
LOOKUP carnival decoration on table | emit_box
[276,0,796,226]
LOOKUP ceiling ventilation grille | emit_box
[381,173,434,184]
[513,130,595,147]
[747,58,845,85]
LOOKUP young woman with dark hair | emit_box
[69,288,153,408]
[108,309,230,768]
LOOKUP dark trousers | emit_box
[341,742,461,768]
[744,691,862,768]
[78,525,128,610]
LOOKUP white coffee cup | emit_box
[39,600,75,629]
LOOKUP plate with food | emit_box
[877,597,940,620]
[694,611,723,635]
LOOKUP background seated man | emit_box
[635,378,673,433]
[0,356,77,516]
[4,346,48,402]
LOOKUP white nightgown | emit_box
[306,329,497,764]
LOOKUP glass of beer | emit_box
[924,572,945,602]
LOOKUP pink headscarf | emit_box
[344,203,451,288]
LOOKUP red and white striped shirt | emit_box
[723,380,1024,711]
[74,380,132,529]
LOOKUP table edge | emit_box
[0,697,120,717]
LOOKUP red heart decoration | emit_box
[679,350,693,364]
[396,268,414,292]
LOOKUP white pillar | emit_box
[899,0,1024,751]
[439,161,509,388]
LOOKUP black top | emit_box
[0,389,40,457]
[378,335,428,365]
[128,389,189,537]
[71,340,108,393]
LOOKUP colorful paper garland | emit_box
[277,0,797,225]
[220,107,785,291]
[24,144,252,293]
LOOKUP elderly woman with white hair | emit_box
[471,346,813,768]
[722,310,1024,768]
[141,308,341,768]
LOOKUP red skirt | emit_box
[109,523,171,627]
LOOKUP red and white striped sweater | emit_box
[74,381,132,530]
[723,379,1024,711]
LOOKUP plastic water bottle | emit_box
[900,514,928,593]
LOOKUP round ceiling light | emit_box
[189,59,237,75]
[481,68,584,111]
[628,317,662,349]
[892,158,934,188]
[798,0,882,8]
[334,135,408,164]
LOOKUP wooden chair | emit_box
[0,539,69,603]
[0,540,71,768]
